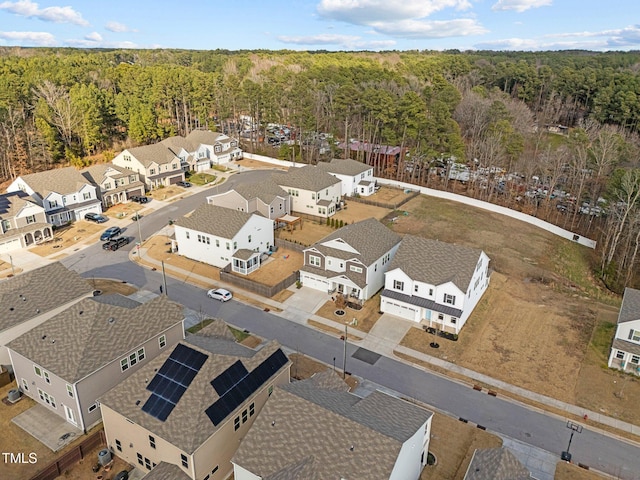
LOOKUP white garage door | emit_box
[381,297,419,322]
[300,273,329,292]
[0,237,21,254]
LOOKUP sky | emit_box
[0,0,639,52]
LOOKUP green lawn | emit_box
[186,320,249,342]
[187,172,217,185]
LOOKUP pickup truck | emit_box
[102,237,130,251]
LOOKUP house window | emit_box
[312,193,315,200]
[159,335,166,348]
[104,183,111,190]
[309,255,321,267]
[429,288,433,296]
[185,232,190,239]
[349,265,363,273]
[124,155,131,162]
[37,389,56,408]
[1,219,10,231]
[414,285,419,293]
[34,365,42,377]
[120,358,129,372]
[120,348,145,372]
[206,237,210,245]
[138,348,145,361]
[632,355,640,365]
[444,294,456,305]
[212,465,219,474]
[137,453,143,466]
[22,378,29,392]
[248,235,252,243]
[226,242,230,250]
[129,352,137,367]
[215,239,220,247]
[242,409,248,423]
[629,330,640,343]
[249,402,255,416]
[393,280,404,291]
[83,192,91,200]
[150,169,155,175]
[172,163,177,169]
[233,241,237,249]
[438,313,444,321]
[270,206,274,213]
[88,403,97,413]
[66,384,74,398]
[234,416,240,431]
[26,215,36,224]
[49,199,58,208]
[149,435,156,449]
[115,439,122,452]
[43,371,51,384]
[145,457,152,470]
[616,350,625,360]
[181,454,188,468]
[451,317,458,324]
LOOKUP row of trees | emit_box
[0,47,639,290]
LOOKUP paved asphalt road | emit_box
[61,170,640,480]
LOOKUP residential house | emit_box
[233,369,433,480]
[272,165,342,218]
[81,163,145,207]
[464,447,532,480]
[173,204,273,274]
[7,294,184,432]
[186,130,243,165]
[608,287,640,374]
[380,235,490,335]
[299,218,401,301]
[99,320,291,480]
[206,181,291,220]
[0,262,93,367]
[160,136,209,173]
[112,143,185,190]
[0,191,53,253]
[7,167,102,226]
[317,158,375,197]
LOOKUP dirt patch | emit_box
[422,413,503,480]
[333,201,390,224]
[228,248,302,286]
[0,259,22,279]
[271,289,294,302]
[314,292,383,333]
[289,353,358,391]
[369,185,416,205]
[235,158,288,170]
[148,186,186,202]
[103,201,144,219]
[89,278,137,296]
[554,461,606,480]
[240,335,263,349]
[53,446,132,480]
[29,221,105,257]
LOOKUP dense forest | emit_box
[1,47,639,290]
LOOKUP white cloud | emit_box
[491,0,552,13]
[84,31,102,42]
[277,33,396,50]
[65,37,139,48]
[105,21,137,33]
[0,0,88,26]
[0,30,55,45]
[372,18,487,38]
[318,0,471,24]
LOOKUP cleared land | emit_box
[229,249,303,286]
[392,195,638,426]
[29,221,105,257]
[367,185,417,205]
[235,158,288,170]
[315,292,383,334]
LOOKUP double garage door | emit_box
[381,297,420,322]
[0,237,21,254]
[300,272,329,292]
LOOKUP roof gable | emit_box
[126,144,180,167]
[272,165,341,192]
[174,204,265,239]
[18,167,92,197]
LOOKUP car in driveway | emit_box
[207,288,233,302]
[84,212,108,223]
[176,181,192,188]
[102,236,129,251]
[130,195,150,204]
[100,226,122,241]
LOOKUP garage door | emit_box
[300,272,329,292]
[0,237,21,254]
[169,175,183,185]
[381,297,419,321]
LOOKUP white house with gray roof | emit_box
[0,262,94,368]
[381,235,490,335]
[300,218,401,301]
[317,158,375,197]
[0,191,53,253]
[113,143,185,190]
[7,166,102,226]
[272,165,342,218]
[185,130,242,165]
[206,180,291,220]
[608,288,640,374]
[233,370,433,480]
[99,320,290,480]
[161,135,209,173]
[81,163,145,207]
[173,204,273,274]
[7,294,185,433]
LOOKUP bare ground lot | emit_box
[228,249,303,286]
[29,221,106,257]
[392,195,639,426]
[235,158,288,170]
[0,258,23,279]
[148,186,187,202]
[315,292,383,334]
[368,185,417,205]
[103,201,145,219]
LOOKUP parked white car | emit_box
[207,288,233,302]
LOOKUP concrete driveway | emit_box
[362,313,414,355]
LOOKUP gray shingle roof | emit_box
[174,204,258,239]
[127,143,180,168]
[99,338,289,453]
[233,370,432,480]
[381,289,463,318]
[465,447,531,480]
[234,181,288,204]
[18,166,92,197]
[80,163,131,185]
[272,166,341,192]
[618,288,640,324]
[311,218,401,266]
[389,235,485,292]
[7,295,184,383]
[186,129,226,146]
[0,262,93,333]
[141,462,191,480]
[317,158,372,176]
[0,191,36,218]
[612,338,640,356]
[160,135,197,155]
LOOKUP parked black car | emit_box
[102,236,129,251]
[130,195,150,204]
[176,181,192,188]
[84,212,108,223]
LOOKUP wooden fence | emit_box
[31,430,106,480]
[348,187,419,210]
[275,237,306,252]
[220,264,299,298]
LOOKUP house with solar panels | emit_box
[99,319,291,480]
[0,191,53,254]
[7,294,184,433]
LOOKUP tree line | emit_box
[0,47,639,291]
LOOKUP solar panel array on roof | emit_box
[211,360,248,396]
[142,344,208,421]
[205,349,288,426]
[0,191,28,215]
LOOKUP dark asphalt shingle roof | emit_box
[0,191,36,218]
[388,235,485,291]
[465,447,531,480]
[233,370,432,480]
[317,158,372,176]
[174,204,258,239]
[381,289,463,317]
[7,295,184,383]
[141,462,191,480]
[0,262,93,333]
[618,288,640,324]
[234,181,289,204]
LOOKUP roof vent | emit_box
[51,339,55,344]
[22,297,27,301]
[271,420,276,427]
[79,310,83,315]
[108,317,115,324]
[349,445,354,452]
[9,307,14,311]
[135,400,141,406]
[36,309,40,314]
[42,335,47,340]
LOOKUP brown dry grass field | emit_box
[314,292,383,334]
[29,221,105,257]
[229,249,303,286]
[90,278,138,296]
[236,158,288,170]
[369,185,417,205]
[103,201,145,219]
[0,258,23,279]
[555,461,607,480]
[392,195,639,426]
[147,185,187,202]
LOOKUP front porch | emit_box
[327,280,362,301]
[610,354,640,375]
[22,225,54,247]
